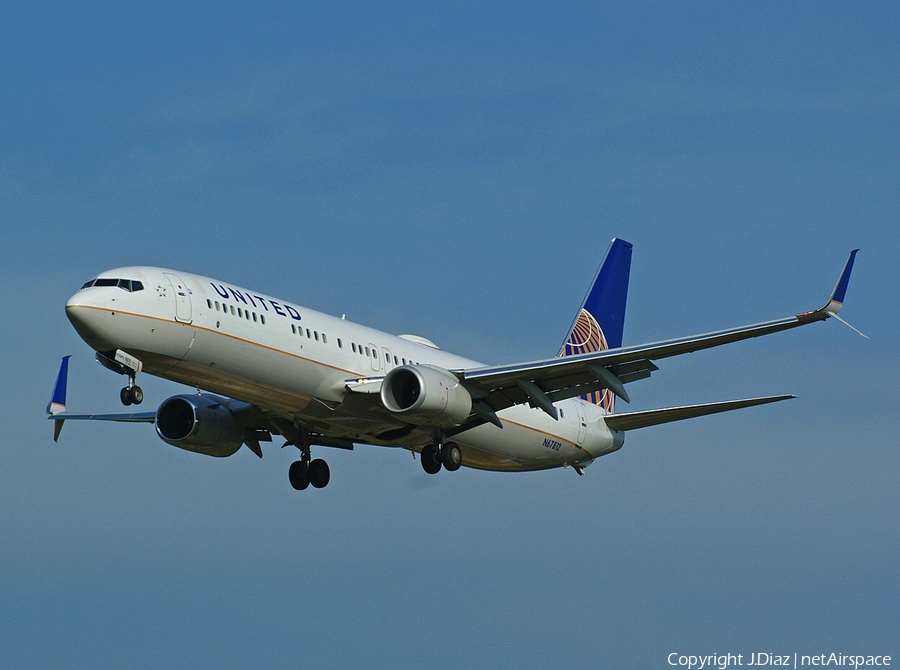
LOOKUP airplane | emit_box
[47,240,860,491]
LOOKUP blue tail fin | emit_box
[559,238,633,411]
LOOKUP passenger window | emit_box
[323,334,328,344]
[365,347,370,356]
[253,313,257,322]
[215,301,220,311]
[207,299,212,309]
[261,315,266,325]
[230,305,235,315]
[314,331,319,341]
[337,338,342,348]
[238,308,243,318]
[352,343,357,353]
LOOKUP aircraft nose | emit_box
[66,290,116,351]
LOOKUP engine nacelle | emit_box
[380,365,472,427]
[155,394,244,457]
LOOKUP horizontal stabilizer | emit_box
[604,395,795,432]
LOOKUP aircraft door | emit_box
[164,273,192,323]
[369,343,380,372]
[575,403,588,446]
[382,347,394,371]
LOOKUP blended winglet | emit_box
[47,356,70,416]
[820,249,867,338]
[824,249,858,315]
[48,356,71,442]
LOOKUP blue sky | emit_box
[1,3,898,668]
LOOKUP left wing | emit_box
[46,356,352,456]
[47,355,159,441]
[448,250,858,432]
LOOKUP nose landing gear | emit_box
[120,382,143,406]
[96,350,145,406]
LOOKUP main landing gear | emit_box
[287,432,330,491]
[420,439,462,475]
[289,458,330,490]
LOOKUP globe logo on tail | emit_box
[563,309,615,413]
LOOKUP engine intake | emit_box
[156,395,244,457]
[381,365,472,427]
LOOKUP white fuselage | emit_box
[66,267,623,471]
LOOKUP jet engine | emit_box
[155,394,245,457]
[380,365,472,427]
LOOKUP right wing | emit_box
[447,250,858,433]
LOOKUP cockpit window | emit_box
[81,278,145,292]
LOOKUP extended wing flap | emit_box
[604,395,795,432]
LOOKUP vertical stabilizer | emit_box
[559,238,632,411]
